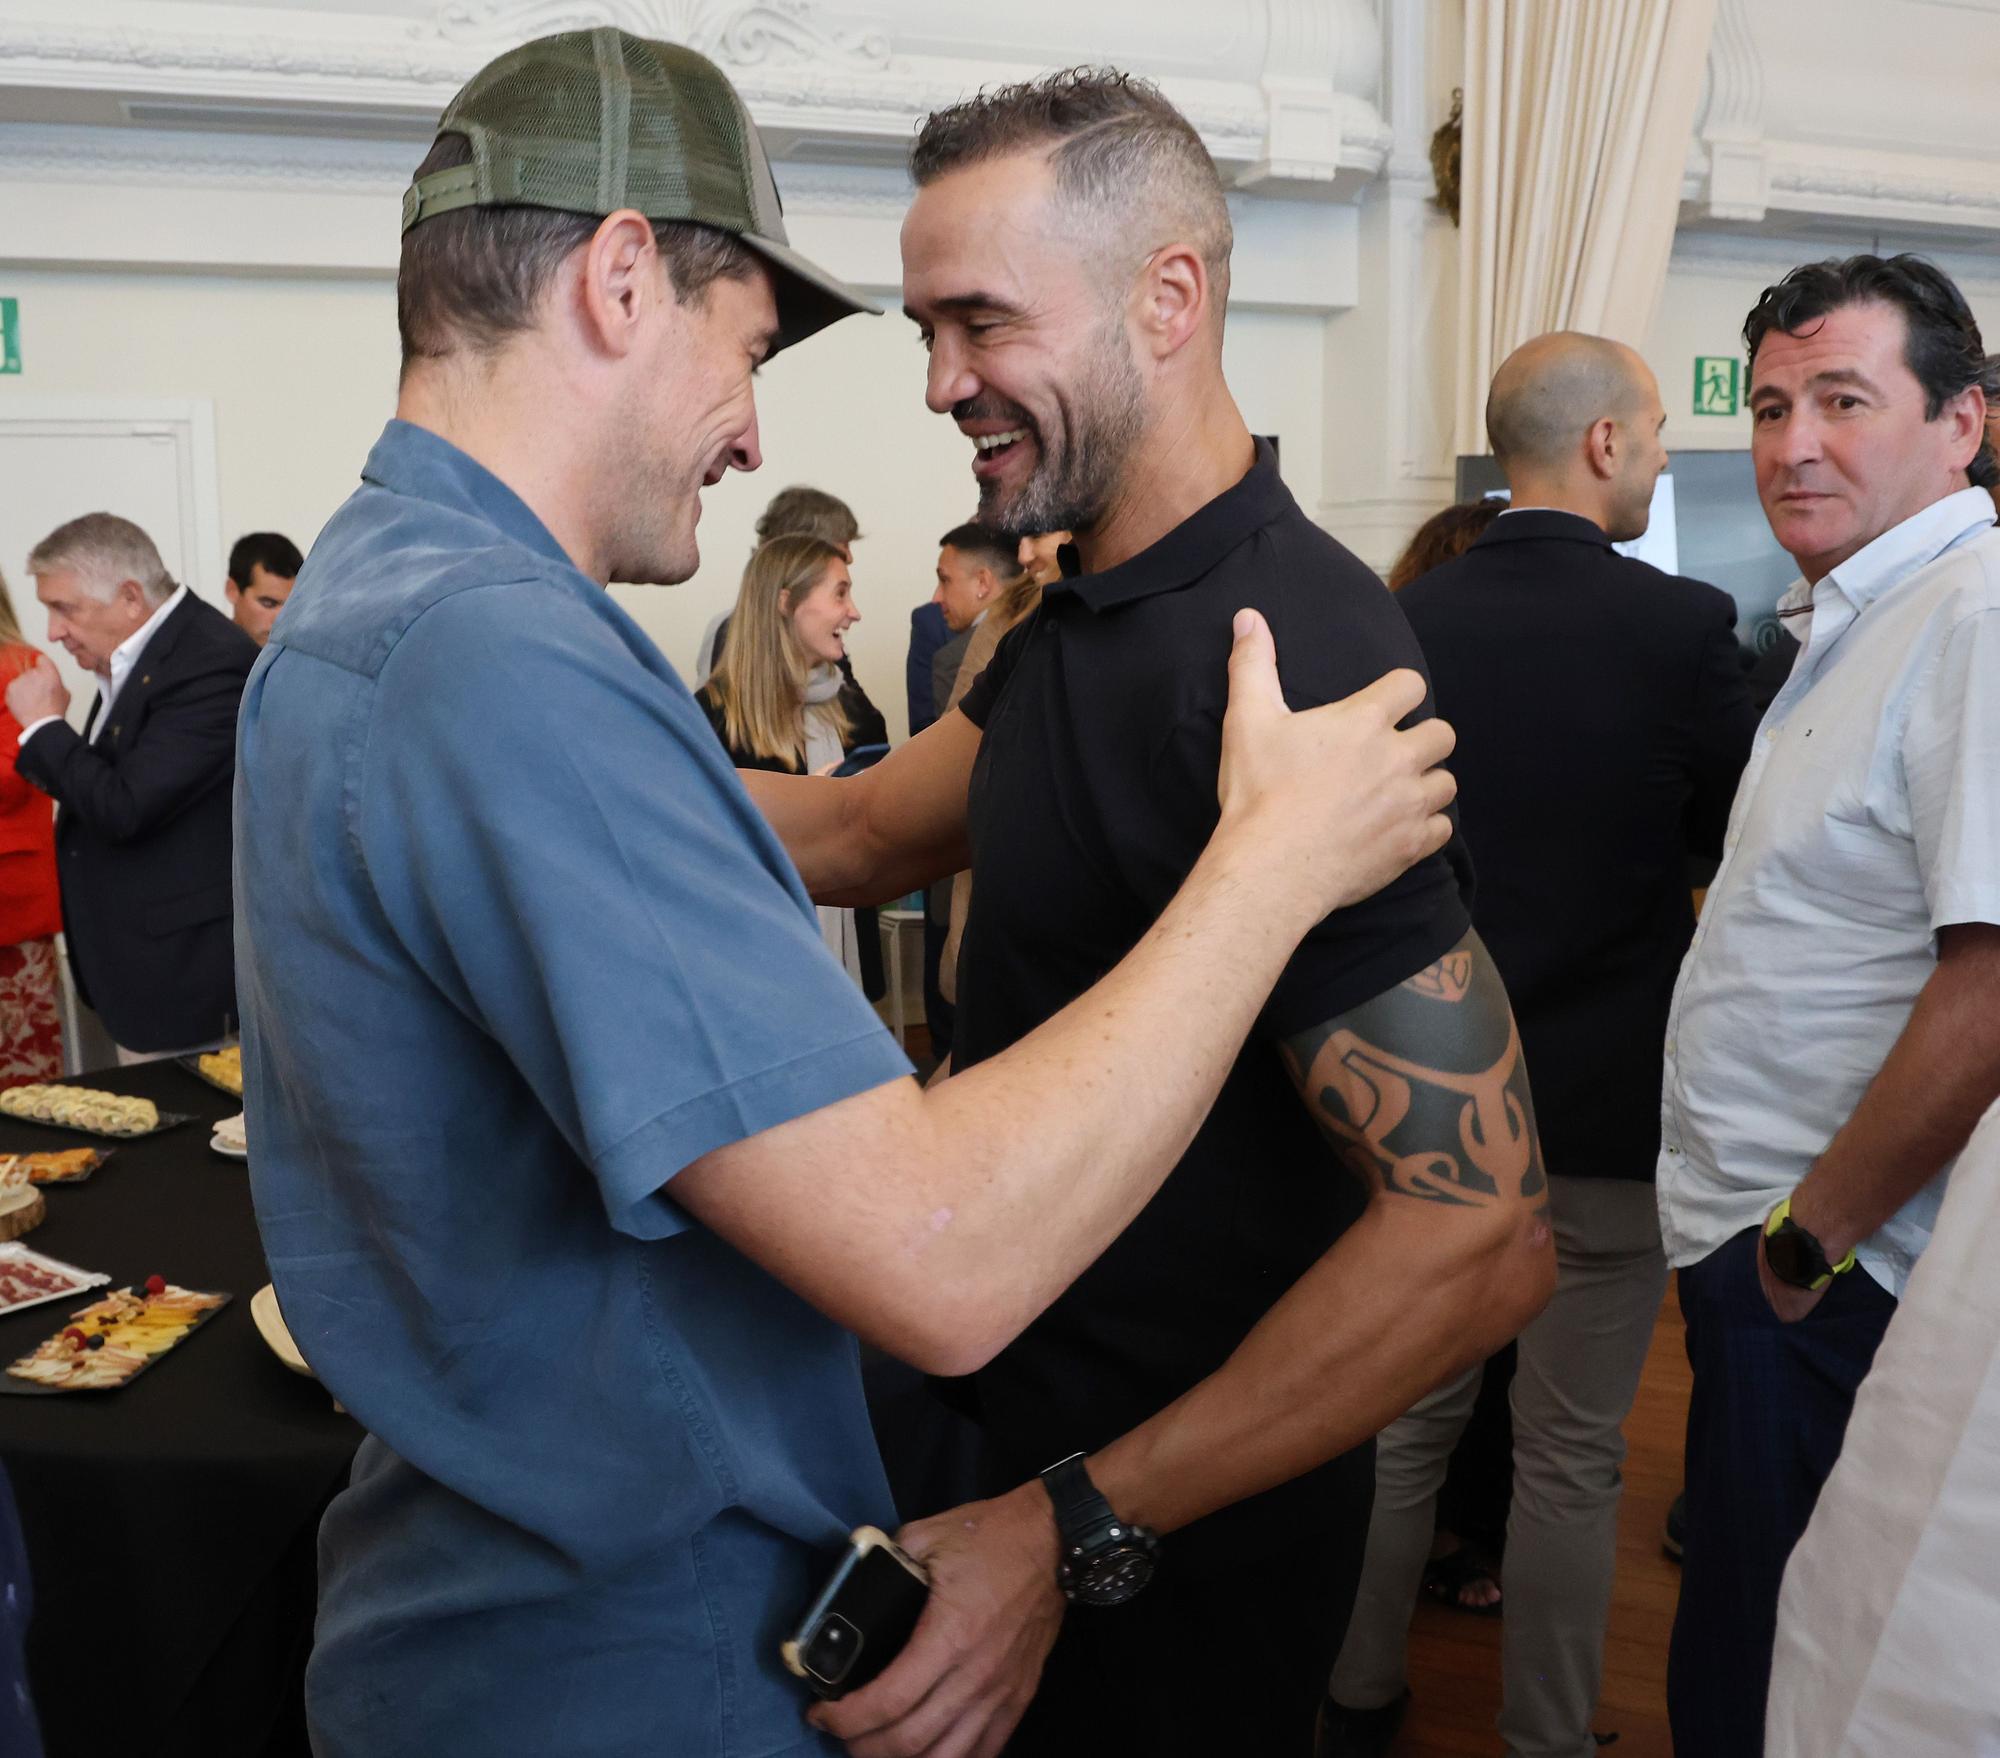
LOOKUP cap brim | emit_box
[737,233,880,356]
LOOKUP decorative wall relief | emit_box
[426,0,891,69]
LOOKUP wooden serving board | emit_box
[0,1189,45,1243]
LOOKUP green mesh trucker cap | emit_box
[402,27,877,353]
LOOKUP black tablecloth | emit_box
[0,1061,359,1757]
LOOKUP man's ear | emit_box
[225,579,242,603]
[1943,384,1988,473]
[1134,242,1209,361]
[1584,417,1620,482]
[116,579,151,619]
[575,209,659,361]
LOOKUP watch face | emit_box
[1070,1543,1157,1608]
[1765,1223,1824,1289]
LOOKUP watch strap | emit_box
[1039,1452,1119,1549]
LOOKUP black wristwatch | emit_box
[1038,1452,1159,1607]
[1762,1196,1857,1291]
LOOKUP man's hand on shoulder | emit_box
[1216,609,1456,928]
[5,657,67,732]
[811,1482,1064,1758]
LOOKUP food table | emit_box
[0,1060,359,1756]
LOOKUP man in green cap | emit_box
[234,27,1458,1758]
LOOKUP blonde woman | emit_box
[698,535,868,978]
[0,572,62,1085]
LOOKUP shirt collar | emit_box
[1474,507,1610,550]
[1053,438,1291,612]
[106,582,187,681]
[1778,486,1997,618]
[360,418,581,577]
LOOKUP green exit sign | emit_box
[0,300,17,375]
[1693,354,1738,416]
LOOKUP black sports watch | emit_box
[1762,1196,1857,1292]
[1038,1452,1159,1607]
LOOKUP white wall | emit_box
[0,264,1325,740]
[0,268,398,577]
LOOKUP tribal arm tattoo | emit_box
[1279,929,1547,1209]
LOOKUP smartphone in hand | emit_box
[782,1526,929,1700]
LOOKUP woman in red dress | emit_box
[0,572,63,1087]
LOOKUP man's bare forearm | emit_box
[738,710,979,905]
[683,830,1360,1374]
[1791,921,2000,1261]
[677,649,1459,1378]
[1088,930,1555,1534]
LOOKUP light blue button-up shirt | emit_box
[235,420,910,1757]
[1657,486,2000,1295]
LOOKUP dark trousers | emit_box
[922,888,953,1060]
[1004,1444,1373,1757]
[1668,1226,1897,1758]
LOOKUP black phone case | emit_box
[782,1528,929,1700]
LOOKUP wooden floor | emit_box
[1398,1283,1690,1757]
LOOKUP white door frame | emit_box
[0,395,225,604]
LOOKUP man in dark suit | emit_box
[1324,333,1755,1758]
[5,513,257,1057]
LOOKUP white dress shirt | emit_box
[1656,488,2000,1296]
[1766,1095,2000,1756]
[17,583,187,751]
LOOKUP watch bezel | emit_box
[1058,1532,1159,1607]
[1039,1452,1160,1607]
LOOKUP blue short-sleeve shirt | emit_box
[235,420,910,1757]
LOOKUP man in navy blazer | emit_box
[1324,334,1755,1758]
[7,513,257,1057]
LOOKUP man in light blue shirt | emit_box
[233,30,1461,1758]
[1657,254,2000,1758]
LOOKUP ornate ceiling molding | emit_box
[1682,0,2000,239]
[425,0,891,70]
[1767,152,2000,228]
[0,20,462,91]
[0,2,1381,195]
[0,122,413,192]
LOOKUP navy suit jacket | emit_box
[16,593,257,1051]
[1397,510,1756,1181]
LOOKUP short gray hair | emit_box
[911,68,1233,313]
[26,513,175,606]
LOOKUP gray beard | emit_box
[984,334,1147,542]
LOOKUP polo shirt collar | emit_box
[361,418,580,576]
[1473,508,1610,550]
[1779,485,1997,619]
[1054,438,1290,612]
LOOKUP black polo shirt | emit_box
[953,440,1472,1564]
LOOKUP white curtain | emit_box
[1455,0,1718,455]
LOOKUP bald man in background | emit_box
[1322,334,1756,1758]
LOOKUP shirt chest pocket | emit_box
[1770,737,1923,921]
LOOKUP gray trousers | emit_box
[1329,1176,1667,1758]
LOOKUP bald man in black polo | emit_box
[749,69,1556,1758]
